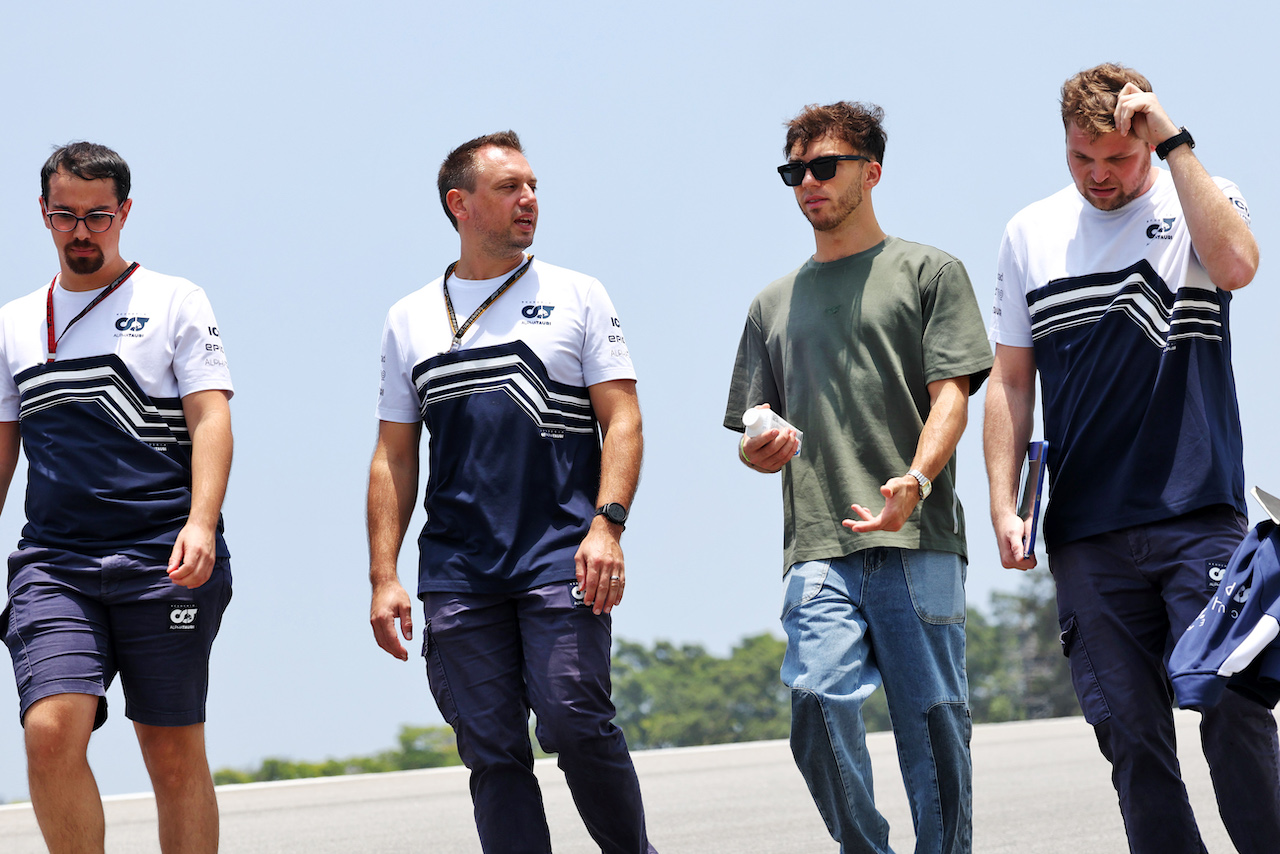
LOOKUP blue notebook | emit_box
[1017,441,1049,558]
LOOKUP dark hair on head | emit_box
[41,142,131,204]
[784,102,887,165]
[437,131,525,231]
[1060,63,1153,139]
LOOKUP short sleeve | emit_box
[723,304,781,432]
[376,308,423,423]
[1217,178,1251,228]
[0,347,19,422]
[173,288,234,399]
[920,259,994,393]
[990,226,1034,348]
[580,279,637,387]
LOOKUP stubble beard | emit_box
[1086,182,1146,212]
[804,182,863,233]
[480,226,535,263]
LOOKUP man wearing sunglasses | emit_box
[725,102,992,853]
[985,63,1280,854]
[0,142,234,853]
[367,131,655,853]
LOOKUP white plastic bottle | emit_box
[742,408,803,456]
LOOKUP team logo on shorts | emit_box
[169,603,199,631]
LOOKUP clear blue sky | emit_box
[2,1,1278,800]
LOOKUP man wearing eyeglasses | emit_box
[0,142,233,853]
[985,63,1280,854]
[366,131,654,853]
[725,103,992,853]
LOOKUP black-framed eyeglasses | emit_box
[777,155,871,187]
[44,205,122,234]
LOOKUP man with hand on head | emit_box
[985,63,1280,853]
[726,102,992,854]
[366,131,656,854]
[0,141,234,853]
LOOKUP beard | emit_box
[64,241,104,275]
[1085,183,1146,212]
[479,227,535,260]
[802,181,864,232]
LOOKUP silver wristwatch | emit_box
[907,469,932,500]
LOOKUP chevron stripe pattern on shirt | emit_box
[17,355,188,448]
[415,347,596,437]
[408,340,602,595]
[1029,259,1222,349]
[12,353,201,557]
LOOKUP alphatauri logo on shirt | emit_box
[114,315,151,338]
[521,304,555,325]
[1145,217,1176,240]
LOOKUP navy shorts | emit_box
[1,547,232,729]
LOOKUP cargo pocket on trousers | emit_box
[422,621,459,725]
[1058,612,1111,725]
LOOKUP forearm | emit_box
[0,422,19,518]
[983,377,1036,518]
[184,393,232,532]
[596,408,642,512]
[1114,85,1257,291]
[367,445,418,586]
[1165,146,1258,290]
[909,379,969,481]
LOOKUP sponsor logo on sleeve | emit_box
[1231,197,1251,224]
[1208,577,1251,621]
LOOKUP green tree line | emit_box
[214,570,1077,783]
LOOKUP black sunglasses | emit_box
[777,155,871,187]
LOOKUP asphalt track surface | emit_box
[0,710,1252,852]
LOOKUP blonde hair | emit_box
[1060,63,1152,139]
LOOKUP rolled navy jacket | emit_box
[1170,520,1280,710]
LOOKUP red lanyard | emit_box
[45,262,140,363]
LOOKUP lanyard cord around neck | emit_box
[441,255,534,353]
[46,262,140,363]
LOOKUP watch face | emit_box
[600,503,628,524]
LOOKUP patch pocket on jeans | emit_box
[1058,612,1111,726]
[781,560,829,619]
[422,621,459,725]
[902,551,965,624]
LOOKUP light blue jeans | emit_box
[781,549,971,854]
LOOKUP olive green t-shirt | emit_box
[724,236,993,572]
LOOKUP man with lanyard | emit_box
[985,63,1280,853]
[367,131,655,854]
[725,102,993,853]
[0,142,233,852]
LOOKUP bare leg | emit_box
[134,722,219,854]
[24,693,105,854]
